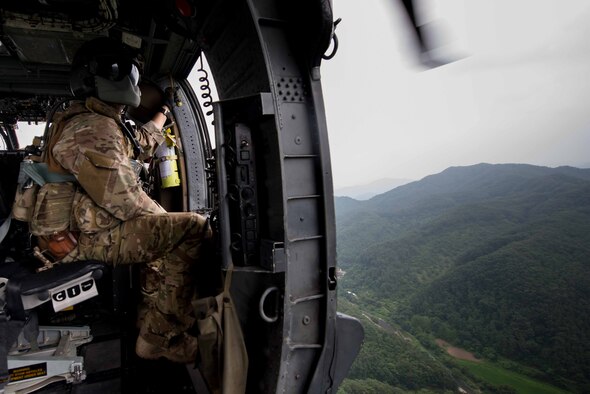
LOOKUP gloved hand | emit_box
[164,87,182,109]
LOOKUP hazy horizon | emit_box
[334,161,590,191]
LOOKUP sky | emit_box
[322,0,590,188]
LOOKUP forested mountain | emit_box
[336,164,590,392]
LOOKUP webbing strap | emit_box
[0,217,10,246]
[20,162,76,187]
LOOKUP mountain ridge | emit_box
[334,177,413,200]
[336,163,590,392]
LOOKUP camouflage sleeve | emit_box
[54,113,164,221]
[135,120,165,160]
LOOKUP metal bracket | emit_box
[260,240,285,272]
[4,326,91,392]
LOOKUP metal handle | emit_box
[259,286,279,323]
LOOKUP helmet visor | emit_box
[129,64,140,86]
[98,58,140,85]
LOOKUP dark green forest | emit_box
[336,164,590,393]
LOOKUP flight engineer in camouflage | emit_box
[31,37,210,363]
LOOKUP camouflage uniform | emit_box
[33,97,210,350]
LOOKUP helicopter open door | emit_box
[200,2,364,391]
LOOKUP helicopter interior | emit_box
[0,2,215,392]
[0,0,364,393]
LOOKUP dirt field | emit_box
[436,339,482,362]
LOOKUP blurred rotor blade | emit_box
[400,0,427,53]
[397,0,463,68]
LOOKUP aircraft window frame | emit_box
[0,129,8,150]
[12,122,44,149]
[186,54,218,148]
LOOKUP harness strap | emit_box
[20,162,77,187]
[0,217,10,245]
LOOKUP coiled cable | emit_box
[197,56,214,125]
[323,18,342,60]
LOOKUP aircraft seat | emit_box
[4,261,107,321]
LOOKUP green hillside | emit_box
[336,164,590,392]
[337,298,478,393]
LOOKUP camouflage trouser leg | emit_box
[137,259,162,327]
[116,213,211,346]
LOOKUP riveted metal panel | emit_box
[284,158,319,198]
[288,299,322,345]
[287,239,322,299]
[280,106,315,155]
[287,199,321,242]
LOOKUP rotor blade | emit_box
[400,0,427,53]
[397,0,464,68]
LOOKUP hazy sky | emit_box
[322,0,590,188]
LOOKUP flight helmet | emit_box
[70,37,141,108]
